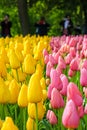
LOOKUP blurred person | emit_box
[35,16,50,36]
[60,15,73,35]
[0,14,12,37]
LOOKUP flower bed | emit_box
[0,34,87,130]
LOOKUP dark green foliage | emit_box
[0,0,87,36]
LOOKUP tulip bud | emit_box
[62,100,80,129]
[26,117,36,130]
[23,54,36,74]
[9,79,20,104]
[67,82,83,107]
[40,77,46,90]
[1,117,19,130]
[0,58,7,78]
[80,68,87,87]
[18,84,28,107]
[50,88,64,109]
[28,73,43,103]
[46,110,58,125]
[0,119,4,129]
[28,102,46,120]
[15,49,24,63]
[9,49,20,69]
[0,77,10,104]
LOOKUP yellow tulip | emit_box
[15,49,24,63]
[28,72,43,103]
[1,117,19,130]
[40,77,46,90]
[9,40,15,49]
[28,102,46,120]
[0,119,4,129]
[12,68,26,82]
[18,84,28,107]
[42,90,47,101]
[35,64,43,79]
[0,58,7,78]
[23,40,31,56]
[34,40,48,60]
[0,77,10,104]
[5,36,10,46]
[15,42,23,52]
[0,38,5,47]
[7,73,13,81]
[34,48,41,60]
[9,49,20,69]
[0,46,9,64]
[23,54,36,74]
[9,79,20,104]
[26,117,36,130]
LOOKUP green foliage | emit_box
[0,0,86,36]
[0,6,21,36]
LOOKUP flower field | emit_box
[0,34,87,130]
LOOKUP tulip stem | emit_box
[15,104,18,125]
[4,104,9,117]
[23,107,27,130]
[0,104,5,119]
[35,103,38,130]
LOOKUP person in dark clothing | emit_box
[35,17,50,36]
[0,14,12,37]
[60,15,73,35]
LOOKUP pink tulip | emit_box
[62,100,80,128]
[50,68,63,90]
[65,36,71,44]
[77,41,82,51]
[50,88,64,109]
[47,84,54,99]
[68,68,76,77]
[80,50,85,59]
[80,68,87,87]
[67,82,83,107]
[46,110,51,120]
[53,51,60,64]
[49,54,56,65]
[64,53,73,65]
[56,66,62,75]
[69,47,76,57]
[60,74,69,96]
[82,60,87,70]
[43,49,48,57]
[82,39,87,50]
[46,61,53,77]
[69,37,77,47]
[48,110,58,125]
[78,105,84,118]
[83,50,87,58]
[59,44,70,56]
[44,55,49,64]
[70,57,80,71]
[58,56,66,70]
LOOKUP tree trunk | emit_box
[80,0,87,22]
[17,0,30,36]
